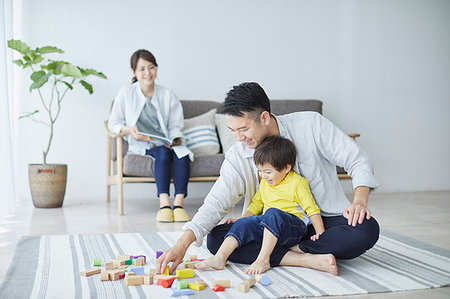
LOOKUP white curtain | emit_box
[0,0,16,224]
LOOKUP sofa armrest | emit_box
[348,133,360,141]
[104,120,127,138]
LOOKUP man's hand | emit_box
[156,230,196,274]
[343,186,371,226]
[172,138,182,146]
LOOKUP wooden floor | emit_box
[0,190,449,298]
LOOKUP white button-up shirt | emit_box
[183,111,379,246]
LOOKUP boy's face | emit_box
[226,111,270,149]
[256,163,291,186]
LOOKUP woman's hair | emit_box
[223,82,271,121]
[130,49,158,83]
[253,135,297,172]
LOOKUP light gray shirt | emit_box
[135,97,165,137]
[183,111,379,246]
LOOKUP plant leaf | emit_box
[7,39,30,54]
[29,70,52,91]
[43,60,66,75]
[36,46,64,54]
[60,80,73,90]
[61,63,83,78]
[13,59,24,66]
[19,110,39,119]
[80,68,107,79]
[30,70,46,82]
[80,80,93,94]
[33,55,44,64]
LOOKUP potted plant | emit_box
[8,39,107,208]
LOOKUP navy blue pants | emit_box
[226,208,308,248]
[146,146,190,197]
[207,215,379,267]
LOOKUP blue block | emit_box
[260,274,271,286]
[127,266,144,275]
[170,289,195,297]
[171,279,179,289]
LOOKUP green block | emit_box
[125,259,132,265]
[177,281,188,289]
[93,258,101,266]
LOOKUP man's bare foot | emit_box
[280,251,338,276]
[194,255,226,270]
[244,259,271,275]
[305,253,338,276]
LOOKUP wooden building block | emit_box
[109,271,121,281]
[113,259,126,268]
[143,274,154,285]
[247,277,256,287]
[188,283,205,290]
[177,281,188,289]
[153,274,177,281]
[125,275,143,286]
[213,280,230,288]
[161,277,177,288]
[212,285,225,292]
[117,254,132,260]
[175,268,194,279]
[80,268,101,277]
[128,266,145,275]
[163,265,170,275]
[238,278,256,293]
[255,274,271,286]
[170,289,194,297]
[105,261,114,271]
[132,255,146,263]
[100,271,109,281]
[119,273,125,279]
[148,269,157,275]
[93,258,101,267]
[132,256,145,266]
[195,280,207,286]
[189,255,197,261]
[156,251,163,259]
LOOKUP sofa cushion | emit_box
[215,114,235,153]
[122,153,224,177]
[183,109,220,157]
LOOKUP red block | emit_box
[157,279,164,286]
[119,273,125,279]
[161,277,177,288]
[212,285,225,292]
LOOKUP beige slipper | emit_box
[173,206,191,222]
[156,206,174,222]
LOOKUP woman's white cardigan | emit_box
[108,83,184,155]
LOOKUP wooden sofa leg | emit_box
[106,185,110,202]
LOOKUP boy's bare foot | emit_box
[194,255,227,270]
[244,259,271,275]
[305,253,338,276]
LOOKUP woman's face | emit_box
[133,58,157,87]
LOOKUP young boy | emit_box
[195,135,325,274]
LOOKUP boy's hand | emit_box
[310,232,323,241]
[224,218,238,224]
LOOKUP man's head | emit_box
[253,136,297,186]
[223,82,273,148]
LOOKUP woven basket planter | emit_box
[28,164,67,208]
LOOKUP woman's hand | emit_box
[122,126,145,141]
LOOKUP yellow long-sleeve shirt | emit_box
[247,171,320,222]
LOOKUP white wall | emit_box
[14,0,450,203]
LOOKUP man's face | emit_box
[226,112,269,149]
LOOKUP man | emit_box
[157,82,379,275]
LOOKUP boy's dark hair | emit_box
[253,136,297,172]
[223,82,271,121]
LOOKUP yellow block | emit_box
[188,283,205,291]
[176,268,194,279]
[162,266,170,275]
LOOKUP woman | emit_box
[108,49,191,222]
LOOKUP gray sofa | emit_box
[106,99,352,215]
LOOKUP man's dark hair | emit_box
[253,136,297,172]
[223,82,271,120]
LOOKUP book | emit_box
[138,132,171,147]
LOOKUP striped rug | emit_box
[0,230,449,298]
